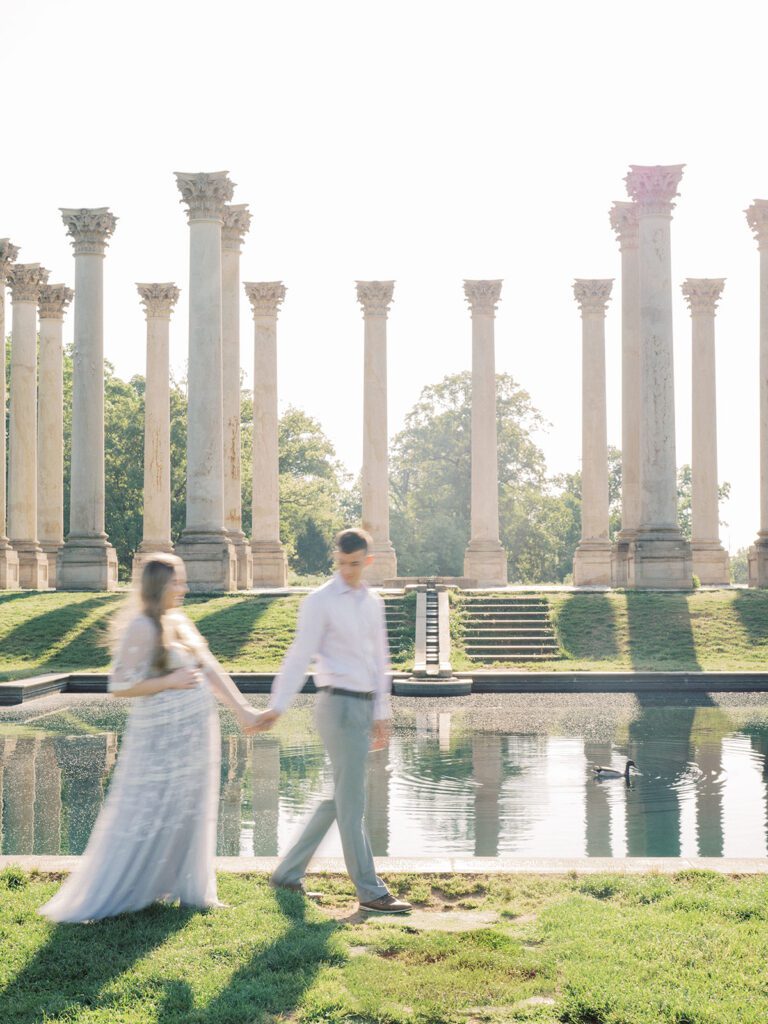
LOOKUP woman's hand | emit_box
[240,708,281,735]
[165,667,203,690]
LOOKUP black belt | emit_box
[320,686,374,701]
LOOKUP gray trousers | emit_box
[272,690,388,901]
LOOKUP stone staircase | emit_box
[460,594,560,664]
[381,593,413,660]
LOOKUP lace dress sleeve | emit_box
[108,616,159,693]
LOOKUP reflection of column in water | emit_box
[2,736,38,854]
[55,734,115,855]
[472,734,502,857]
[34,737,62,854]
[748,733,768,854]
[251,737,280,856]
[415,712,438,738]
[218,735,248,856]
[438,713,451,752]
[366,743,390,856]
[584,742,613,857]
[695,739,724,857]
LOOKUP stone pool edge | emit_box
[3,855,768,875]
[6,670,768,705]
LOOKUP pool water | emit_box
[2,691,768,858]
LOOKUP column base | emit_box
[228,530,253,590]
[251,541,288,588]
[573,540,613,586]
[627,529,693,590]
[11,541,50,590]
[132,541,174,579]
[0,539,20,590]
[692,541,730,586]
[364,540,397,586]
[611,530,637,588]
[747,536,768,587]
[174,531,237,593]
[463,539,508,587]
[58,536,119,591]
[39,542,63,589]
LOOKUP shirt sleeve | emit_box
[108,616,158,693]
[269,593,325,713]
[373,595,393,721]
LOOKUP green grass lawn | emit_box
[1,867,766,1023]
[451,590,768,672]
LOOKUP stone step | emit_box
[468,653,561,663]
[465,640,559,650]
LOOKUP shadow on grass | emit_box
[626,593,701,671]
[190,597,279,661]
[154,888,340,1024]
[732,590,768,647]
[0,595,119,672]
[0,902,195,1024]
[554,593,620,662]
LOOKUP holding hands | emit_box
[237,706,281,735]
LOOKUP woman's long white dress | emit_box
[39,613,221,923]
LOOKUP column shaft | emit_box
[246,282,288,587]
[0,240,20,589]
[463,280,507,586]
[747,202,768,586]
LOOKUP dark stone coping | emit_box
[4,670,768,706]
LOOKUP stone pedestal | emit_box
[356,281,397,584]
[463,280,507,585]
[609,202,640,586]
[245,282,288,587]
[38,284,74,588]
[572,280,613,586]
[746,200,768,587]
[134,283,179,576]
[8,263,49,589]
[0,240,20,589]
[624,165,692,590]
[58,208,119,591]
[174,172,237,592]
[682,278,730,585]
[222,205,252,589]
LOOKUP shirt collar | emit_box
[333,572,369,596]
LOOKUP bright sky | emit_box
[3,0,766,552]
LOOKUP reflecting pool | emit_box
[2,691,768,858]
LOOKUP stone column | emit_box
[356,281,397,584]
[682,279,730,585]
[0,240,20,589]
[222,204,253,589]
[8,263,49,588]
[245,282,288,587]
[37,284,74,587]
[463,280,507,585]
[624,165,692,589]
[174,172,237,592]
[58,208,119,590]
[572,280,613,586]
[746,201,768,587]
[609,202,641,586]
[134,284,179,571]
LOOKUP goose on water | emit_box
[592,759,636,780]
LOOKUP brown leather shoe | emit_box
[359,893,412,914]
[269,877,322,899]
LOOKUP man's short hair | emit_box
[335,528,372,554]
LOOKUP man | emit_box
[254,528,411,914]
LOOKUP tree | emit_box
[730,547,749,585]
[676,464,730,541]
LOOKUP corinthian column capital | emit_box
[573,279,613,316]
[464,279,502,316]
[0,239,20,281]
[624,165,685,217]
[175,171,234,222]
[9,263,49,303]
[244,281,286,318]
[60,208,118,255]
[609,201,639,250]
[39,284,74,320]
[356,280,394,318]
[746,200,768,250]
[681,278,725,316]
[137,283,180,319]
[222,204,252,252]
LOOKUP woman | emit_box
[40,553,264,923]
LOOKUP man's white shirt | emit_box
[269,574,392,720]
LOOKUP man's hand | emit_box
[244,708,281,735]
[370,718,391,752]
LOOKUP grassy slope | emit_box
[450,590,768,672]
[1,867,766,1024]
